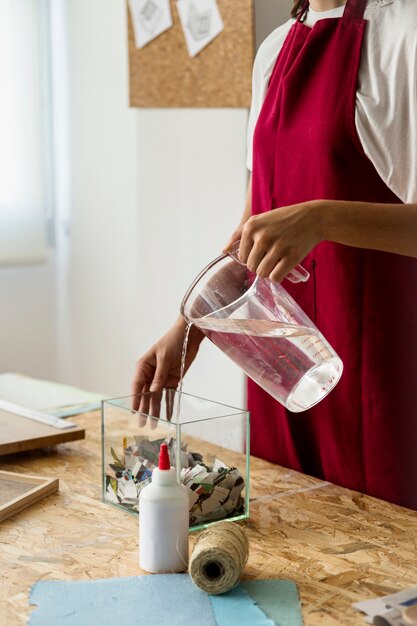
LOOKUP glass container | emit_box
[101,389,250,532]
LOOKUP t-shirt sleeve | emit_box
[246,21,294,172]
[355,6,417,204]
[246,48,269,171]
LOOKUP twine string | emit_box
[189,522,249,595]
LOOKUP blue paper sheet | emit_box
[209,586,276,626]
[29,574,216,626]
[29,575,304,626]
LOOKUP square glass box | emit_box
[101,389,250,532]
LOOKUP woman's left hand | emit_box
[223,200,324,283]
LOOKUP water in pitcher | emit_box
[194,317,342,412]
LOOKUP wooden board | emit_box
[0,410,85,456]
[128,0,254,108]
[0,470,59,523]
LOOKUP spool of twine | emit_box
[189,522,249,595]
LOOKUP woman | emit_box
[132,0,417,510]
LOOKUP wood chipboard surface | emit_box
[0,410,85,455]
[128,0,254,108]
[1,411,417,625]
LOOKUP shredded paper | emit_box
[105,437,245,526]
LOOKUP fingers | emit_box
[228,216,301,283]
[256,248,280,278]
[149,354,170,394]
[131,363,149,411]
[238,216,263,265]
[245,241,300,284]
[137,356,167,427]
[269,257,298,283]
[138,386,150,427]
[223,225,244,253]
[223,217,264,264]
[166,388,175,422]
[246,245,266,274]
[237,233,253,265]
[149,389,163,425]
[131,353,159,423]
[132,324,185,427]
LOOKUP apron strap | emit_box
[343,0,368,20]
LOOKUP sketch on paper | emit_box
[139,1,162,34]
[187,3,212,41]
[129,0,173,48]
[177,0,224,57]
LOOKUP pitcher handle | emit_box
[286,264,310,284]
[227,241,310,284]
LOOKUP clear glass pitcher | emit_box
[180,245,343,413]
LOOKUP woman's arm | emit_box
[224,198,417,283]
[131,177,255,409]
[321,200,417,256]
[223,174,252,250]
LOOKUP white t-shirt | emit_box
[247,0,417,204]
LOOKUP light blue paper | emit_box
[29,574,216,626]
[241,580,304,626]
[30,575,304,626]
[209,586,276,626]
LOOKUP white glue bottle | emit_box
[139,442,189,573]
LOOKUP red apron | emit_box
[250,0,417,509]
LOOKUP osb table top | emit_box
[1,411,417,626]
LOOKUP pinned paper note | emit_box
[129,0,173,48]
[176,0,224,57]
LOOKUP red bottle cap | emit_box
[158,443,171,470]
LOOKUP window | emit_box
[0,0,51,265]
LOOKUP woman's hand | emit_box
[223,200,323,282]
[131,316,204,418]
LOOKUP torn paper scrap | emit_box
[105,436,245,525]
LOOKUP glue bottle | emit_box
[139,443,189,573]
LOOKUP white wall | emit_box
[0,0,294,412]
[0,260,56,379]
[254,0,293,49]
[53,0,248,408]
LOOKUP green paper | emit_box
[241,580,304,626]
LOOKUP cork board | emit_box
[127,0,254,108]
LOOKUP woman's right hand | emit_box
[131,316,204,416]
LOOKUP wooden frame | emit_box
[0,470,59,523]
[0,409,85,456]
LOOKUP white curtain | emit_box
[0,0,49,265]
